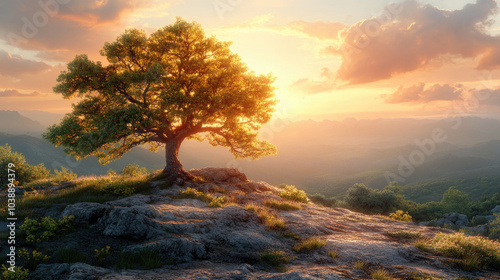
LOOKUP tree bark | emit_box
[162,137,192,183]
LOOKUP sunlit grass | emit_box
[245,203,285,230]
[386,230,422,240]
[292,236,327,252]
[263,199,302,211]
[371,268,393,280]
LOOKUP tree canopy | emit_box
[44,18,277,181]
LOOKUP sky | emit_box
[1,0,500,121]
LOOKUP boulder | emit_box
[190,167,247,183]
[61,202,109,225]
[96,206,164,239]
[491,205,500,214]
[436,213,468,228]
[33,263,110,280]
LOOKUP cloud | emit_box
[0,0,156,61]
[0,89,41,97]
[383,83,464,103]
[0,50,51,77]
[290,68,336,94]
[286,20,346,40]
[327,0,500,84]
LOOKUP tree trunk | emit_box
[162,137,192,183]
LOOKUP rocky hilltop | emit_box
[20,168,499,279]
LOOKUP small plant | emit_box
[107,169,118,177]
[371,268,393,280]
[57,247,88,263]
[120,163,147,177]
[292,236,327,252]
[386,230,422,239]
[260,248,290,271]
[245,203,285,230]
[413,239,433,253]
[327,250,338,259]
[53,167,77,183]
[179,187,212,203]
[354,260,367,270]
[388,210,413,222]
[489,213,500,240]
[208,195,228,208]
[1,265,30,280]
[278,185,309,203]
[20,215,75,243]
[264,199,302,211]
[94,246,111,265]
[18,248,50,270]
[280,231,301,240]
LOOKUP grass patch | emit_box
[117,247,164,270]
[178,187,230,208]
[386,230,422,240]
[414,232,500,271]
[354,260,367,270]
[292,236,327,253]
[245,203,285,230]
[260,248,290,271]
[413,238,433,253]
[56,247,88,263]
[371,268,393,280]
[280,231,301,240]
[327,250,338,259]
[277,185,309,203]
[263,199,302,211]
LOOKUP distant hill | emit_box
[0,110,45,136]
[18,110,65,128]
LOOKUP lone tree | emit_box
[44,18,277,181]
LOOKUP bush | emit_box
[20,215,75,243]
[416,232,500,270]
[292,237,327,252]
[1,265,30,280]
[388,210,413,222]
[18,249,50,270]
[278,185,309,203]
[0,144,50,186]
[120,163,147,176]
[345,184,398,215]
[309,193,336,207]
[52,167,77,183]
[208,196,228,208]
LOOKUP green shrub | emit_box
[264,199,302,211]
[260,248,290,271]
[309,193,336,207]
[117,247,164,270]
[245,203,285,230]
[18,249,50,270]
[416,232,500,270]
[208,196,227,208]
[388,210,413,222]
[278,185,309,203]
[0,144,50,186]
[53,167,77,183]
[179,187,212,203]
[292,237,327,252]
[94,246,111,265]
[57,247,88,263]
[120,163,147,176]
[1,265,30,280]
[20,215,75,243]
[345,184,397,215]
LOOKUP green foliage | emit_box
[416,233,500,270]
[20,215,75,243]
[119,163,147,176]
[309,193,336,207]
[371,269,394,280]
[388,210,413,222]
[327,250,338,259]
[441,187,471,215]
[94,246,111,265]
[489,213,500,240]
[57,247,88,263]
[52,167,77,183]
[18,249,50,270]
[345,183,398,215]
[0,144,50,186]
[292,237,327,252]
[278,185,309,203]
[117,247,164,270]
[1,265,30,280]
[354,260,367,270]
[263,199,302,211]
[178,187,229,207]
[43,18,277,176]
[208,195,228,208]
[260,249,290,270]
